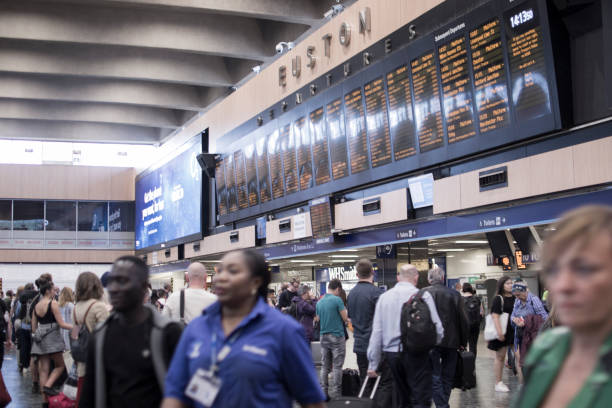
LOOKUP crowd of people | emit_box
[0,204,609,407]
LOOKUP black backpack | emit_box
[70,301,97,363]
[400,290,437,353]
[464,296,481,328]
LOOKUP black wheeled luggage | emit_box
[328,375,381,408]
[341,368,361,396]
[453,350,476,390]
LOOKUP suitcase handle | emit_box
[358,375,382,399]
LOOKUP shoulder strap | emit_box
[80,301,97,326]
[180,289,185,323]
[148,304,173,392]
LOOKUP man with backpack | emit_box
[367,263,443,408]
[461,283,482,357]
[79,256,183,408]
[426,267,469,408]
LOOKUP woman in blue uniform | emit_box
[162,249,326,408]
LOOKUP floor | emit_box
[1,334,518,407]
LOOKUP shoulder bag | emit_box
[484,295,509,341]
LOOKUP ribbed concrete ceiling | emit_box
[0,0,332,144]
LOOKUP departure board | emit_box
[470,19,511,133]
[233,150,248,210]
[438,36,477,143]
[280,123,298,195]
[504,1,551,121]
[256,134,271,204]
[225,153,237,213]
[344,88,369,174]
[309,196,333,239]
[244,144,259,207]
[267,129,284,200]
[411,51,444,152]
[364,77,392,167]
[327,98,349,180]
[215,158,228,216]
[310,106,331,185]
[295,116,314,191]
[386,65,417,160]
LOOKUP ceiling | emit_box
[0,0,333,145]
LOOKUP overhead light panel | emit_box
[290,260,315,263]
[329,255,359,258]
[435,248,466,252]
[454,240,488,244]
[339,249,358,252]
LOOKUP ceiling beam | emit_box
[0,2,308,60]
[0,119,172,144]
[0,73,219,110]
[0,99,185,129]
[0,39,262,87]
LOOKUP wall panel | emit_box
[0,249,132,263]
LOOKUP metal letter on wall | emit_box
[322,34,332,57]
[292,56,301,78]
[306,46,316,69]
[339,23,351,46]
[359,7,371,33]
[279,65,287,87]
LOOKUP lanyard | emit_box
[209,329,242,374]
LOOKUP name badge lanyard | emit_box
[209,329,242,375]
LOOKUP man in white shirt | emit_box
[367,264,444,408]
[162,262,217,324]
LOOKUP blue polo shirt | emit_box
[316,294,345,338]
[165,297,325,408]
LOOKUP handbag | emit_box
[484,295,509,341]
[33,323,58,343]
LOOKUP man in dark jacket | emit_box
[278,279,299,312]
[426,267,469,408]
[346,259,381,383]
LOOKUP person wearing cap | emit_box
[510,280,548,382]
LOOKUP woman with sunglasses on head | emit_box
[514,205,612,408]
[162,249,326,408]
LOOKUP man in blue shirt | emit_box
[316,279,348,399]
[347,259,381,384]
[368,264,444,408]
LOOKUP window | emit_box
[109,202,135,232]
[46,201,76,231]
[13,201,44,231]
[0,201,10,231]
[78,202,108,232]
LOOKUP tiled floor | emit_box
[1,334,517,407]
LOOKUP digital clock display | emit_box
[509,9,534,28]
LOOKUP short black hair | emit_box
[328,279,342,291]
[39,280,53,296]
[356,258,373,278]
[113,255,149,284]
[462,282,475,294]
[238,249,271,299]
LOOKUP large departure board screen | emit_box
[268,129,284,199]
[244,144,258,207]
[295,116,314,190]
[411,51,444,152]
[470,19,511,133]
[364,77,392,167]
[344,88,369,173]
[504,0,551,121]
[224,153,237,213]
[215,158,228,216]
[327,98,349,180]
[256,134,271,204]
[280,123,298,195]
[310,107,331,185]
[438,36,477,143]
[233,150,248,210]
[309,196,333,239]
[386,65,417,160]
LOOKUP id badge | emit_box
[185,369,222,407]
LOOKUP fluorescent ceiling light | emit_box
[339,249,358,252]
[331,259,352,263]
[454,240,488,244]
[290,260,315,263]
[329,255,359,258]
[437,248,466,252]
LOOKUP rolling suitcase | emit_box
[341,368,361,396]
[328,375,381,408]
[453,350,476,390]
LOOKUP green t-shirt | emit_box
[514,327,612,408]
[316,294,345,338]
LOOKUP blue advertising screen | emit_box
[135,137,202,250]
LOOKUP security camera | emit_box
[275,42,295,55]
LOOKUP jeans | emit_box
[320,334,346,398]
[18,328,32,369]
[356,352,368,383]
[468,326,480,358]
[404,351,433,408]
[431,347,458,408]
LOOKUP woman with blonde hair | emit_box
[514,205,612,407]
[73,272,109,406]
[58,287,75,351]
